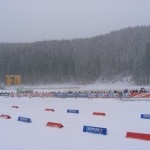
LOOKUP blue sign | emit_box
[18,116,32,123]
[67,109,79,113]
[55,93,66,98]
[83,126,107,135]
[66,93,75,98]
[78,93,88,98]
[141,114,150,119]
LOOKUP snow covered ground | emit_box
[0,83,150,150]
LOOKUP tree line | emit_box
[0,25,150,85]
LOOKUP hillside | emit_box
[0,25,150,85]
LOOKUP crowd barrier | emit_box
[0,91,150,98]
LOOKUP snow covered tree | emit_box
[143,41,150,84]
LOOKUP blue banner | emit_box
[67,109,79,113]
[66,93,75,98]
[141,114,150,119]
[83,126,107,135]
[55,93,66,98]
[78,93,88,98]
[18,116,32,123]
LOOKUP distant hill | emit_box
[0,25,150,85]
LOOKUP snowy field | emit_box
[0,83,150,150]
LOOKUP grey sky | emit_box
[0,0,150,43]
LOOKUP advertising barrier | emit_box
[0,114,11,119]
[67,109,79,113]
[55,93,66,98]
[66,93,75,98]
[18,116,32,123]
[93,112,106,116]
[141,114,150,119]
[83,125,107,135]
[126,132,150,141]
[46,122,64,128]
[45,108,55,112]
[78,93,88,98]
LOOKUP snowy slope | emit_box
[0,94,150,150]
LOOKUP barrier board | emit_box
[141,114,150,119]
[55,93,66,98]
[45,108,55,112]
[93,112,106,116]
[18,116,31,123]
[12,106,19,108]
[83,125,107,135]
[126,132,150,141]
[67,109,79,113]
[66,93,75,98]
[46,122,63,128]
[0,114,11,119]
[78,93,88,98]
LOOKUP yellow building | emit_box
[5,75,21,86]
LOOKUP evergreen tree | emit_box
[0,26,150,85]
[143,41,150,84]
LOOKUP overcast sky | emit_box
[0,0,150,43]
